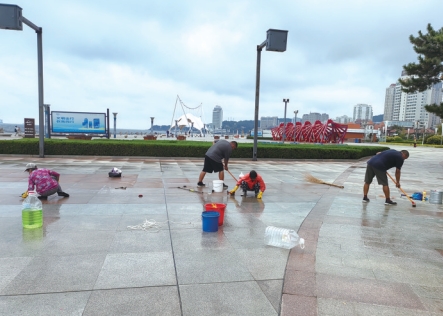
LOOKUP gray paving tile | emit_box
[0,291,91,316]
[118,214,170,230]
[316,273,426,310]
[237,248,289,279]
[94,252,176,289]
[411,284,443,299]
[171,228,231,251]
[372,268,443,287]
[316,262,376,280]
[418,297,443,315]
[109,229,172,253]
[174,249,254,284]
[40,231,116,256]
[2,254,105,295]
[83,286,181,316]
[180,281,277,316]
[352,301,434,316]
[257,279,283,313]
[0,257,32,293]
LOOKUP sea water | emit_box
[22,208,43,229]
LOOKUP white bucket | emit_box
[213,180,224,193]
[429,190,443,204]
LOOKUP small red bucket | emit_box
[204,203,226,226]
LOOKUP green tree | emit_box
[398,24,443,118]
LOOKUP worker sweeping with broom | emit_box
[228,170,266,198]
[363,149,409,205]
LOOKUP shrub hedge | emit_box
[0,138,389,160]
[426,135,443,145]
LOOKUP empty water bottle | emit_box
[264,226,305,249]
[22,191,43,229]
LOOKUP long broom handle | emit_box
[226,169,238,182]
[386,172,416,206]
[323,182,344,189]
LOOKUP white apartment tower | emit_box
[301,112,328,123]
[212,105,223,129]
[388,71,443,129]
[335,115,352,124]
[384,84,396,121]
[353,104,373,123]
[260,116,278,129]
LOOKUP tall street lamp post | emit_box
[416,120,419,141]
[44,104,50,138]
[0,4,45,157]
[112,113,117,138]
[282,99,289,142]
[441,123,443,145]
[150,117,154,135]
[253,29,288,161]
[175,120,178,137]
[293,110,298,143]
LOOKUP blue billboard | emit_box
[51,111,106,134]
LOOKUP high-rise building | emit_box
[301,112,324,123]
[320,113,329,122]
[388,71,442,128]
[384,84,396,121]
[353,104,373,124]
[260,116,278,129]
[212,105,223,129]
[335,115,351,124]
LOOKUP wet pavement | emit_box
[0,144,442,315]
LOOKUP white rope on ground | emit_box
[127,219,197,232]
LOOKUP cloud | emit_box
[1,0,442,128]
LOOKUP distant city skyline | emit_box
[383,71,443,129]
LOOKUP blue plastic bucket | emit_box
[202,211,219,232]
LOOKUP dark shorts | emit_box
[364,165,388,186]
[202,155,224,173]
[240,181,260,193]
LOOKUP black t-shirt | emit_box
[367,149,404,171]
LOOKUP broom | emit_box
[304,173,344,188]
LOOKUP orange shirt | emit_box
[236,173,266,192]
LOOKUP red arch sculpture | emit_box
[271,119,348,143]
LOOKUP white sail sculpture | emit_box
[170,95,207,136]
[171,113,205,134]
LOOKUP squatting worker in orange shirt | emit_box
[229,170,266,198]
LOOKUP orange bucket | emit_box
[204,203,226,226]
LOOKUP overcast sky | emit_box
[1,0,442,129]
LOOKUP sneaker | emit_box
[223,183,228,189]
[58,192,70,197]
[362,197,370,203]
[37,196,47,200]
[385,199,397,205]
[197,182,205,187]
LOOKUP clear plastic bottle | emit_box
[22,191,43,229]
[264,226,305,249]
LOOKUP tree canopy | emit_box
[398,23,443,118]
